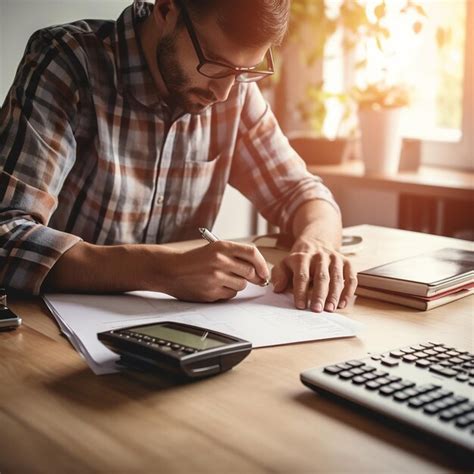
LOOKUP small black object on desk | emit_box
[0,288,22,330]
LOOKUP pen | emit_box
[199,227,219,243]
[198,227,269,286]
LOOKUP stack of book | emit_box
[356,248,474,310]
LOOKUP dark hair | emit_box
[180,0,290,48]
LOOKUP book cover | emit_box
[357,248,474,297]
[356,282,474,311]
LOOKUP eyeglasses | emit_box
[177,0,274,83]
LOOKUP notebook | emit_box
[356,282,474,310]
[357,248,474,297]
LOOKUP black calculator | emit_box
[98,321,252,379]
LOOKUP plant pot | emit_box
[288,133,356,166]
[358,107,404,175]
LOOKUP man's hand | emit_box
[271,237,357,312]
[158,241,270,302]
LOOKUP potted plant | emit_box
[287,81,356,165]
[279,0,432,169]
[353,82,411,174]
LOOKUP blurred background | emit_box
[0,0,472,239]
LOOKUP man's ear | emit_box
[153,0,179,27]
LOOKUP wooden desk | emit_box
[1,225,473,472]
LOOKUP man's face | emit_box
[154,7,270,115]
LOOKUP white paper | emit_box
[44,284,363,375]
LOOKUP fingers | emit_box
[271,263,291,293]
[338,260,358,309]
[275,250,357,313]
[223,241,270,283]
[291,253,313,309]
[225,256,264,286]
[322,254,345,312]
[206,271,244,301]
[308,253,331,312]
[272,252,313,308]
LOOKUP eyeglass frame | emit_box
[176,0,275,82]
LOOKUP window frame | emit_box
[420,0,473,170]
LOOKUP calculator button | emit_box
[324,365,343,375]
[408,397,426,408]
[361,373,377,381]
[365,381,381,390]
[389,351,404,358]
[386,382,405,392]
[339,371,354,380]
[402,388,419,398]
[429,365,457,377]
[375,377,392,387]
[183,348,195,354]
[439,409,460,421]
[171,343,181,350]
[346,360,364,367]
[160,346,172,352]
[393,391,412,402]
[416,384,439,394]
[336,363,353,371]
[455,415,474,428]
[379,385,398,396]
[424,403,443,415]
[381,358,399,367]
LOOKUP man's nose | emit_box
[209,76,236,103]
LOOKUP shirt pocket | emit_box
[174,151,229,226]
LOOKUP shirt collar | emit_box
[114,3,162,110]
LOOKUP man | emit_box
[0,0,357,312]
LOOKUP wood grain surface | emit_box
[1,225,473,473]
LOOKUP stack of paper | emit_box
[44,285,363,375]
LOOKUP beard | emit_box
[156,34,216,115]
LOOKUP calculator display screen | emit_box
[133,324,227,350]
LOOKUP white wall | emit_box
[1,0,131,101]
[0,0,254,239]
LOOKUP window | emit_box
[320,0,472,169]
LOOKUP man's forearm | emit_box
[42,241,177,293]
[291,199,342,251]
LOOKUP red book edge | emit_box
[357,281,474,301]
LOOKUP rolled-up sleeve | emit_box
[229,82,340,232]
[0,29,83,294]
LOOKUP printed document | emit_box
[44,284,363,375]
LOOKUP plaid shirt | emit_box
[0,3,338,295]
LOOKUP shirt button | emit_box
[156,195,164,204]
